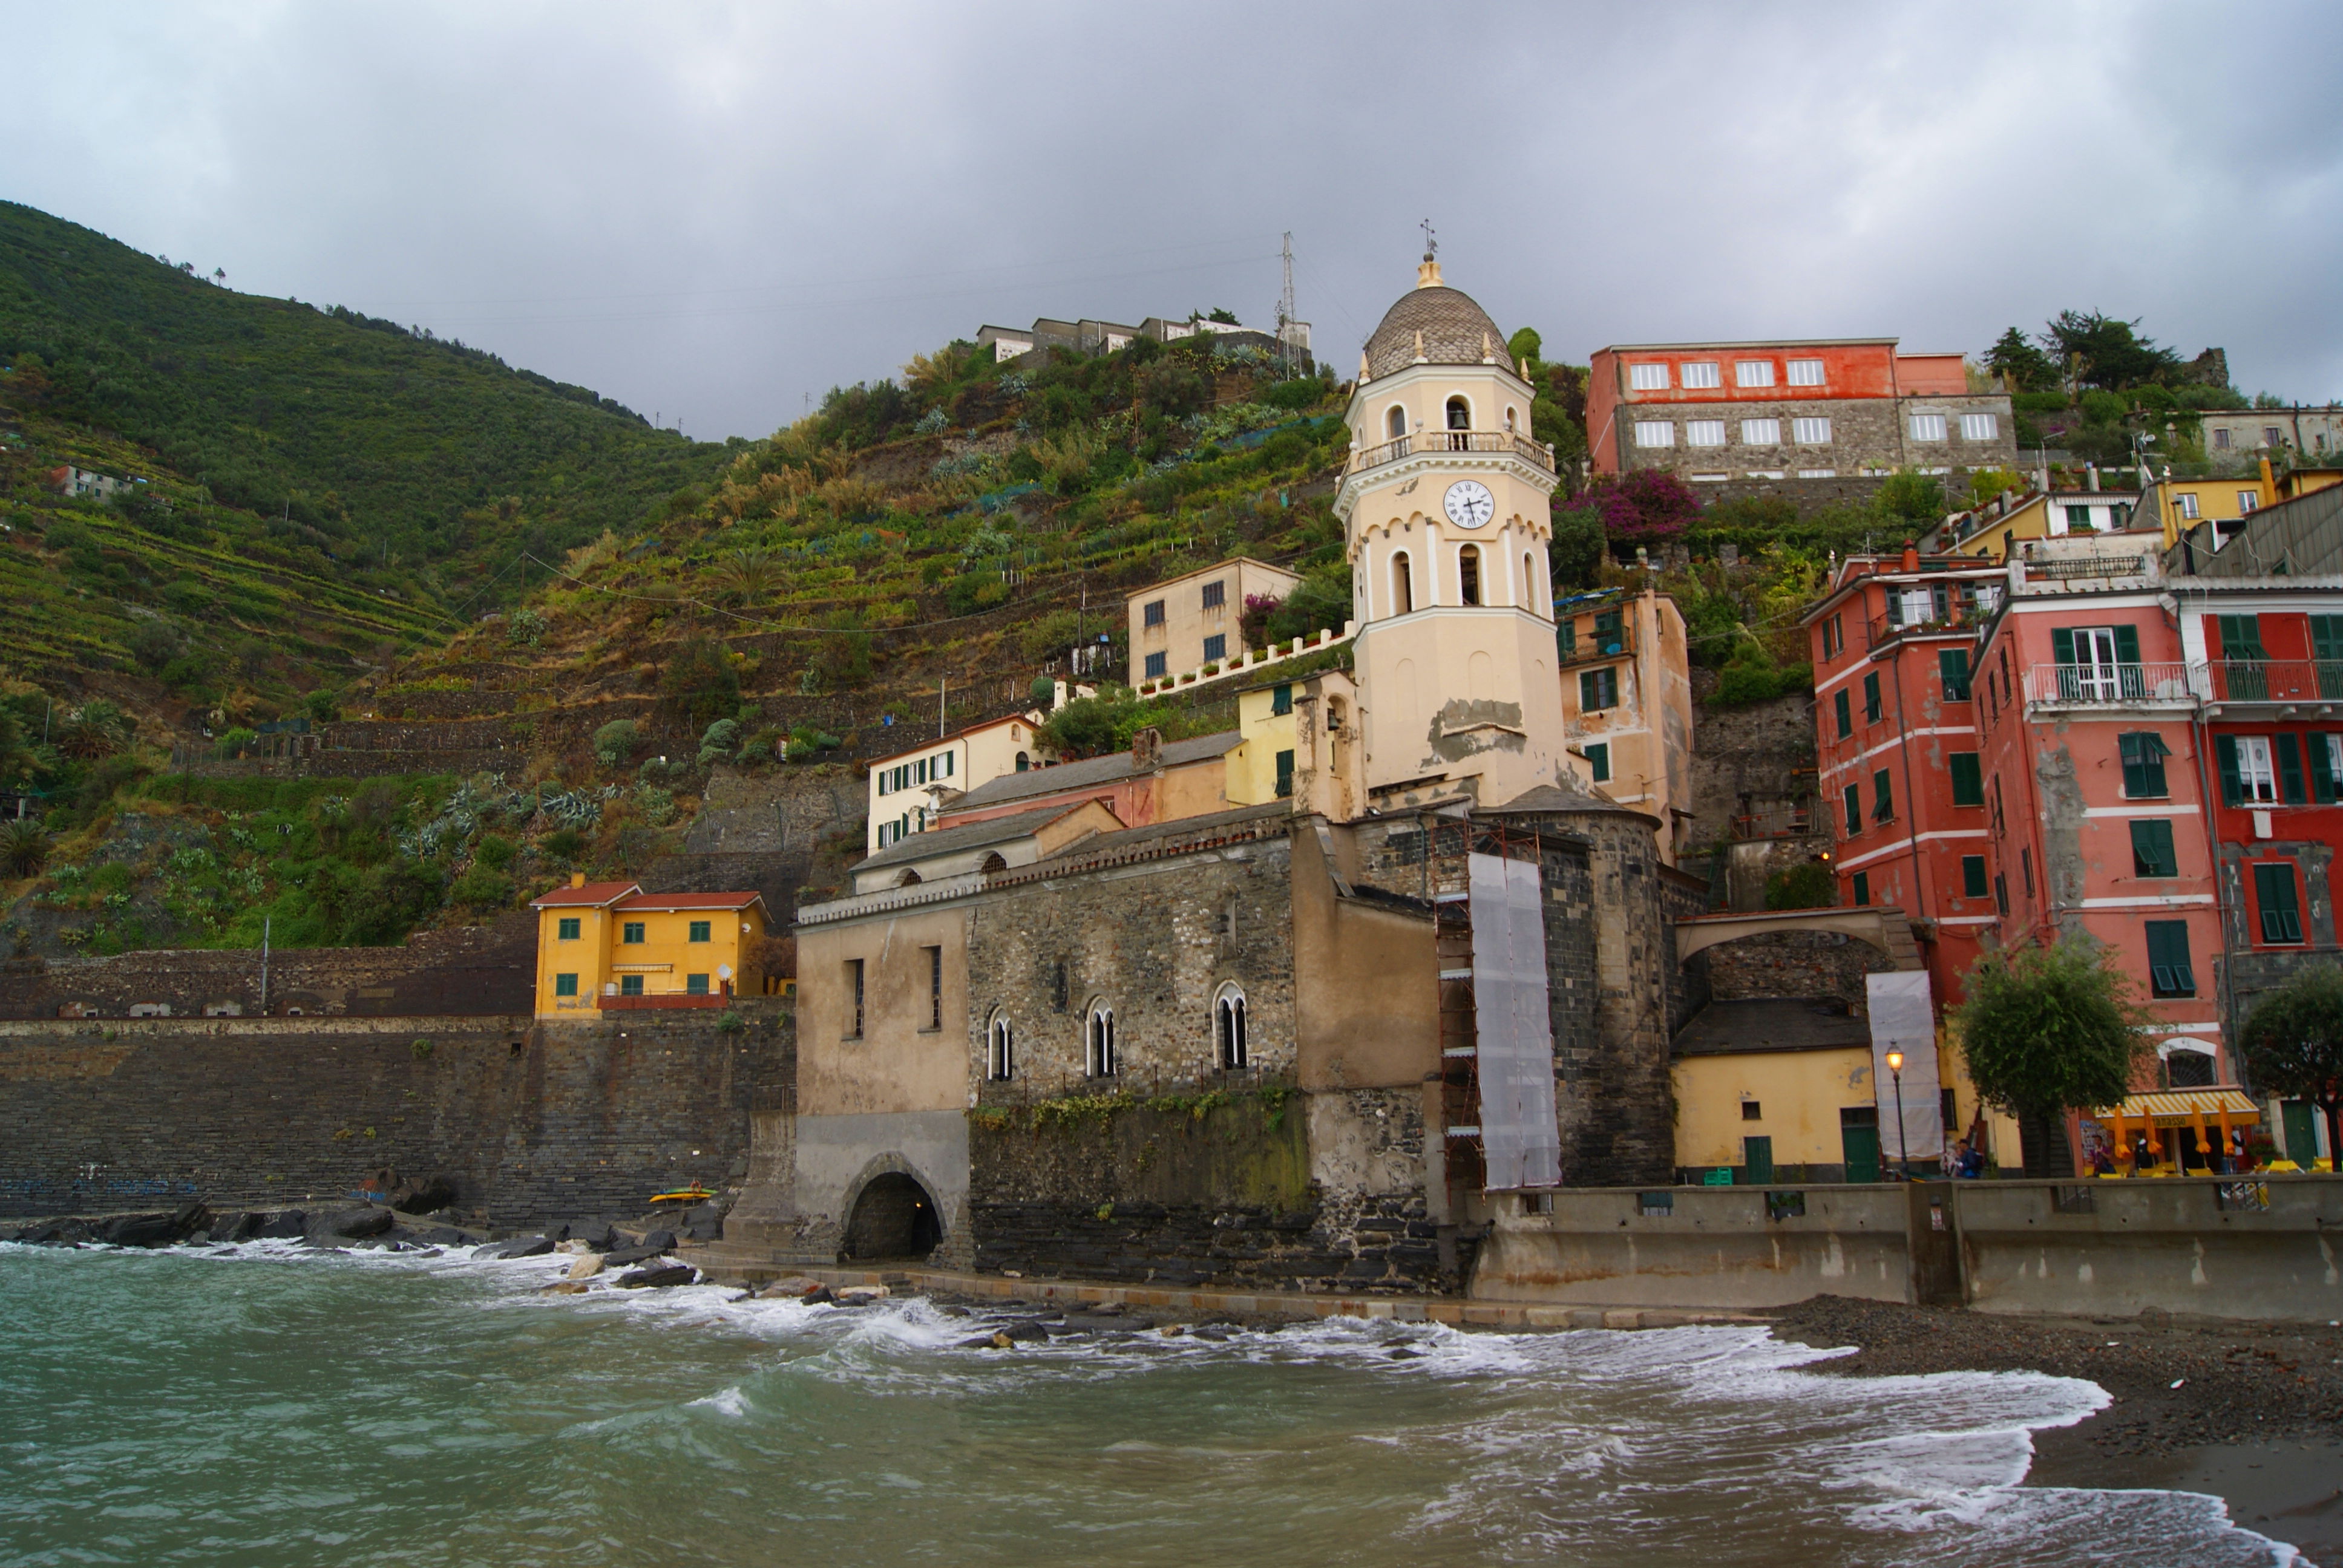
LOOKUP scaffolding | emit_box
[1428,820,1555,1200]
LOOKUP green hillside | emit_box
[0,201,727,650]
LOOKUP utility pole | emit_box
[1276,232,1297,378]
[259,916,272,1016]
[939,675,946,739]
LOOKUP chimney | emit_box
[570,872,585,888]
[2086,463,2100,492]
[1131,727,1162,772]
[1901,543,1920,572]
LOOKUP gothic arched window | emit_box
[1386,405,1407,441]
[986,1012,1016,1081]
[1392,552,1414,615]
[1215,985,1248,1071]
[1086,1002,1118,1078]
[1458,544,1482,606]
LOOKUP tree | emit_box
[660,638,741,727]
[2240,964,2343,1172]
[1951,940,2152,1175]
[1548,503,1605,592]
[1584,469,1699,556]
[1873,471,1947,535]
[1506,327,1542,370]
[2041,310,2183,391]
[1983,327,2059,393]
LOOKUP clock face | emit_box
[1444,479,1495,529]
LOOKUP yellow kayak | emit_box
[650,1186,714,1206]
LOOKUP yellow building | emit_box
[1127,557,1300,685]
[2144,459,2278,550]
[1556,586,1694,862]
[528,874,771,1019]
[1226,677,1301,806]
[1939,486,2144,557]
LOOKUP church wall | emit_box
[1290,820,1440,1092]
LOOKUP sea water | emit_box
[0,1241,2304,1567]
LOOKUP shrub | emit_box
[1,820,49,877]
[1584,469,1700,555]
[1874,471,1947,535]
[1018,609,1084,663]
[473,832,515,869]
[592,719,641,768]
[1262,565,1350,644]
[215,727,259,759]
[660,638,741,728]
[1711,645,1813,704]
[784,725,841,763]
[696,718,741,766]
[542,827,586,860]
[449,863,514,909]
[505,608,546,647]
[1763,861,1834,910]
[636,785,677,826]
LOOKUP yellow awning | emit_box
[2102,1090,2259,1122]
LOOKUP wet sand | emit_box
[1768,1297,2343,1563]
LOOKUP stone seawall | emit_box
[0,1005,794,1228]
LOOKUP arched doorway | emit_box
[841,1172,943,1261]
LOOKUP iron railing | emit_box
[2205,658,2343,704]
[1347,430,1557,477]
[2022,662,2198,705]
[1558,619,1634,668]
[1865,602,1991,649]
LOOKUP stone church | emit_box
[729,256,1708,1292]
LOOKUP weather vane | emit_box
[1420,219,1437,262]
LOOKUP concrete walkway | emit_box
[675,1246,1758,1331]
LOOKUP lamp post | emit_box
[1886,1048,1909,1181]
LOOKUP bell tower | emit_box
[1335,254,1566,808]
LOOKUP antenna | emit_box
[1420,219,1437,261]
[1277,232,1297,378]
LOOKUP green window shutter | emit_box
[2215,734,2243,806]
[1948,753,1984,806]
[2146,920,2195,996]
[1843,785,1861,835]
[2316,734,2339,804]
[1852,871,1870,907]
[1835,690,1852,738]
[1863,672,1881,720]
[2219,613,2269,660]
[1939,648,1971,701]
[2255,863,2304,943]
[2051,627,2077,665]
[2278,733,2307,804]
[2313,616,2343,663]
[1961,855,1988,897]
[1872,768,1893,821]
[2130,819,2177,878]
[2112,624,2141,664]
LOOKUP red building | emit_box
[1804,549,2008,1011]
[1586,338,2013,485]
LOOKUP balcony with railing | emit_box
[1865,601,1992,650]
[2022,662,2201,707]
[1558,617,1634,669]
[1346,429,1558,479]
[2204,659,2343,706]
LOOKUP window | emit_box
[1584,742,1611,782]
[988,1014,1015,1080]
[2146,921,2195,997]
[620,975,644,997]
[925,946,943,1031]
[1143,599,1166,628]
[1842,784,1860,835]
[2062,505,2094,534]
[1741,1100,1763,1121]
[2238,491,2261,516]
[1633,420,1674,448]
[1392,554,1414,615]
[1834,688,1852,738]
[1990,776,2005,837]
[1686,419,1726,447]
[2021,846,2034,897]
[914,759,927,786]
[1445,396,1470,430]
[1994,873,2009,915]
[2255,863,2304,943]
[1798,468,1837,479]
[1740,417,1781,446]
[1949,753,1984,806]
[2051,624,2142,701]
[1216,987,1249,1070]
[1735,359,1775,388]
[1271,682,1292,716]
[1203,633,1227,664]
[1792,416,1833,445]
[1863,671,1882,722]
[2178,493,2200,521]
[1629,362,1670,391]
[1908,413,1947,442]
[688,920,711,943]
[2218,734,2279,805]
[1939,648,1971,702]
[1458,544,1481,606]
[1820,618,1836,661]
[2213,428,2232,450]
[1960,412,1999,441]
[1580,667,1619,711]
[1274,749,1295,799]
[846,959,865,1037]
[2316,732,2343,803]
[557,916,581,941]
[1145,652,1167,679]
[2263,426,2283,446]
[554,973,579,998]
[2131,819,2178,878]
[1872,768,1894,822]
[2119,732,2171,797]
[686,973,710,996]
[1386,405,1407,440]
[1786,358,1825,387]
[941,751,954,777]
[1087,1005,1118,1077]
[621,921,646,945]
[1852,871,1870,906]
[1202,580,1226,610]
[1961,855,1988,898]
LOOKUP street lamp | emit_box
[1886,1049,1910,1181]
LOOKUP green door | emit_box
[2282,1101,2319,1165]
[1742,1135,1775,1185]
[1841,1124,1882,1184]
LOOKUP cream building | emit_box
[1127,557,1300,684]
[1556,586,1696,862]
[1335,257,1567,808]
[863,710,1051,854]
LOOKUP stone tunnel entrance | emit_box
[840,1172,942,1263]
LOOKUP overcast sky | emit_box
[11,1,2341,439]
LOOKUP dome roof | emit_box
[1362,278,1509,380]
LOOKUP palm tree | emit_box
[0,820,49,878]
[712,547,782,605]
